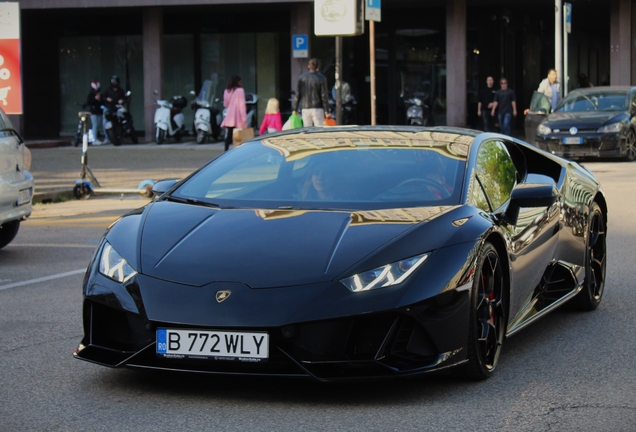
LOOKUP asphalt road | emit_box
[1,161,636,431]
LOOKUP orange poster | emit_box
[0,3,21,114]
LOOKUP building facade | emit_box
[15,0,632,140]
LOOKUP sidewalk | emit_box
[28,139,225,203]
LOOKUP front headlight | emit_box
[537,124,552,136]
[597,122,622,133]
[99,241,137,283]
[340,253,429,292]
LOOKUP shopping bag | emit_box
[289,113,303,129]
[282,118,293,131]
[232,128,254,146]
[324,118,337,126]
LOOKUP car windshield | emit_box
[171,131,470,211]
[555,90,628,113]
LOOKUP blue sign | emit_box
[292,34,308,58]
[564,3,572,33]
[366,0,381,22]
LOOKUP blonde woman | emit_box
[259,98,283,135]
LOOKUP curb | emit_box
[26,140,73,149]
[33,188,74,204]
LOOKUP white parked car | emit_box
[0,110,33,249]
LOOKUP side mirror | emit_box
[503,177,559,225]
[151,179,179,197]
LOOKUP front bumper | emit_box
[74,273,470,381]
[536,132,623,159]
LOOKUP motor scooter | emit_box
[154,95,187,144]
[404,92,431,126]
[103,90,138,146]
[191,80,221,144]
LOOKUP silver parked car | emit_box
[0,109,33,249]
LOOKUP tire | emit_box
[571,202,606,311]
[196,130,207,144]
[0,220,20,249]
[108,128,122,146]
[462,242,507,381]
[156,128,166,145]
[624,130,636,161]
[129,126,139,144]
[73,183,92,200]
[174,130,183,143]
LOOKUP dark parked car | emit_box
[526,86,636,160]
[75,126,607,381]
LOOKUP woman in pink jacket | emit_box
[221,75,247,151]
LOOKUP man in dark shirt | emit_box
[477,76,497,132]
[292,58,331,126]
[491,78,517,136]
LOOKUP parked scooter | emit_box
[103,90,138,146]
[329,82,357,125]
[404,92,431,126]
[191,80,221,144]
[154,95,187,144]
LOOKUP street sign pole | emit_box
[555,0,563,98]
[564,3,572,96]
[336,36,343,125]
[366,0,381,126]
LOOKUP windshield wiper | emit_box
[165,196,221,208]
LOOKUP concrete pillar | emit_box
[290,3,312,100]
[610,0,631,85]
[446,0,466,127]
[143,8,163,143]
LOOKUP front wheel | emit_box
[156,128,166,145]
[571,202,606,310]
[196,130,207,144]
[624,130,636,161]
[462,242,506,380]
[73,183,92,200]
[0,220,20,249]
[129,126,139,144]
[108,127,122,146]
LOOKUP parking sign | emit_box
[365,0,381,22]
[292,34,308,58]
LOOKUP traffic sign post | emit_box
[564,3,572,96]
[292,34,308,59]
[366,0,380,125]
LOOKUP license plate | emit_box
[156,329,268,362]
[18,188,31,205]
[562,137,583,145]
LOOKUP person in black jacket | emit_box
[477,76,497,132]
[292,58,331,127]
[86,81,103,144]
[101,75,126,144]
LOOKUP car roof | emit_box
[568,86,635,94]
[256,126,479,161]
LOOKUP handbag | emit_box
[324,118,337,126]
[232,128,255,146]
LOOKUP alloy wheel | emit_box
[475,249,505,370]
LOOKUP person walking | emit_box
[259,98,282,135]
[86,81,103,145]
[292,58,331,127]
[537,68,561,111]
[491,78,517,136]
[477,76,497,132]
[221,75,247,151]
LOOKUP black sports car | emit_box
[526,86,636,160]
[74,127,607,381]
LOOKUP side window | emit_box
[474,140,518,211]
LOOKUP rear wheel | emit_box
[462,242,506,380]
[196,130,207,144]
[0,220,20,249]
[73,183,92,200]
[624,130,636,161]
[156,128,166,145]
[572,202,606,310]
[108,127,122,146]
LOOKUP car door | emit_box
[472,140,561,322]
[0,111,24,207]
[524,91,552,145]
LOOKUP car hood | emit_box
[544,111,624,129]
[131,201,459,288]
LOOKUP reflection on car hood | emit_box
[137,201,456,288]
[545,112,623,129]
